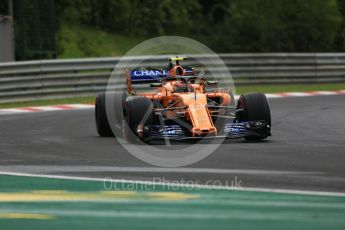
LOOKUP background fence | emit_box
[0,53,345,103]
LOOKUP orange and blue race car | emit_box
[95,57,271,142]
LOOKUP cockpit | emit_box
[161,76,205,93]
[172,81,194,93]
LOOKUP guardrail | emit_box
[0,53,345,103]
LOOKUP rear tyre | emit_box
[95,92,127,137]
[95,93,113,137]
[236,93,271,141]
[124,96,153,143]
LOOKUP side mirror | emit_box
[207,81,218,86]
[150,82,162,87]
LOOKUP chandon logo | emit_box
[132,69,168,76]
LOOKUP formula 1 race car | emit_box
[95,57,271,142]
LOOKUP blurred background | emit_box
[1,0,345,106]
[1,0,345,61]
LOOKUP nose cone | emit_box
[192,127,217,136]
[179,94,217,136]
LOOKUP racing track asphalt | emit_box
[0,95,344,192]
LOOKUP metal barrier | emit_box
[0,53,344,103]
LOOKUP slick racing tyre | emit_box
[95,92,127,137]
[124,96,153,143]
[236,93,271,141]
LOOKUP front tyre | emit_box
[236,93,271,141]
[124,96,153,143]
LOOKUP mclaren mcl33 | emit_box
[95,57,271,143]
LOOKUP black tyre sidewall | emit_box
[237,93,271,140]
[95,93,114,137]
[124,96,153,142]
[237,93,271,125]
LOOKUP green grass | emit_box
[235,83,345,94]
[1,175,345,230]
[0,83,344,109]
[57,24,145,58]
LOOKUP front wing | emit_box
[144,121,271,140]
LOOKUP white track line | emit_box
[0,104,94,115]
[0,165,323,175]
[1,171,345,197]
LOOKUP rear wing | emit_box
[127,67,194,84]
[129,69,168,84]
[125,67,194,94]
